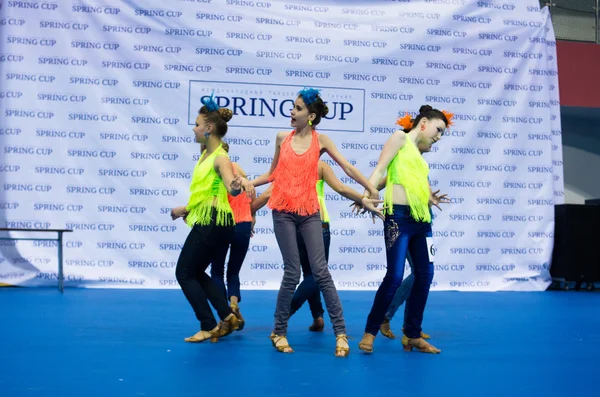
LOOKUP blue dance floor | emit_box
[1,288,598,396]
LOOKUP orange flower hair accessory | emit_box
[396,112,414,130]
[441,110,454,126]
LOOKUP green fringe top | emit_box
[185,144,234,227]
[384,137,431,223]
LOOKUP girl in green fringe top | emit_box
[170,96,255,344]
[358,105,451,355]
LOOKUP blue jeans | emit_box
[290,222,330,320]
[210,221,252,303]
[364,205,434,338]
[385,252,414,323]
[386,208,434,323]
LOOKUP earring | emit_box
[204,132,210,138]
[309,120,313,126]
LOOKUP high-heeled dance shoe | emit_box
[401,335,440,354]
[335,334,350,357]
[380,318,396,339]
[214,313,241,338]
[184,327,220,343]
[358,333,375,353]
[269,332,293,353]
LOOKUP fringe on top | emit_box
[384,138,431,223]
[228,166,252,223]
[185,144,234,227]
[268,130,320,216]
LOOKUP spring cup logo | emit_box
[188,81,365,132]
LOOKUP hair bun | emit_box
[218,108,233,122]
[322,104,329,118]
[419,105,433,114]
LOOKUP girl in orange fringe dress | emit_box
[251,88,380,357]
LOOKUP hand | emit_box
[171,206,189,221]
[350,201,363,215]
[250,216,256,238]
[361,197,385,223]
[241,178,256,200]
[230,176,243,193]
[430,189,450,211]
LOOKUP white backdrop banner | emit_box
[0,0,562,291]
[543,6,565,281]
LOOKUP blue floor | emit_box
[1,289,598,396]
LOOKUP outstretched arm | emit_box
[320,162,384,221]
[366,131,406,197]
[319,134,379,199]
[251,132,286,187]
[320,161,361,203]
[377,174,388,191]
[215,156,255,199]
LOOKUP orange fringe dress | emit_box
[267,130,320,215]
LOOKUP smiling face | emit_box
[290,97,314,129]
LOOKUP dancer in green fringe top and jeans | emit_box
[374,125,451,340]
[170,94,256,343]
[358,105,453,354]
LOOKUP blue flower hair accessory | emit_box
[298,87,321,105]
[201,91,220,112]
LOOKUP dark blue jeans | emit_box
[385,250,414,323]
[290,222,330,320]
[364,205,434,339]
[210,221,252,303]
